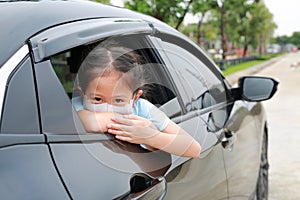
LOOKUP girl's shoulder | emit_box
[135,98,170,131]
[135,98,154,107]
[133,98,154,117]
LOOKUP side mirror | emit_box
[239,76,279,101]
[232,76,279,102]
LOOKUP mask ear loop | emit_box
[130,95,136,108]
[73,75,84,98]
[130,99,135,108]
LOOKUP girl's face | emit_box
[84,70,142,107]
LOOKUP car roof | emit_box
[0,0,167,67]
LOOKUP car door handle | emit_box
[114,173,167,200]
[221,128,236,151]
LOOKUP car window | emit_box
[149,34,229,130]
[48,35,183,133]
[151,35,227,107]
[34,59,85,134]
[0,57,40,134]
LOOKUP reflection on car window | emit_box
[51,52,77,96]
[150,36,226,112]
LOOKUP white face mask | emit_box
[83,96,133,114]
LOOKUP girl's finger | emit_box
[107,128,128,136]
[107,123,130,132]
[125,114,140,120]
[111,115,133,125]
[115,135,133,142]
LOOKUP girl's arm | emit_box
[158,120,201,158]
[107,115,201,158]
[77,110,114,132]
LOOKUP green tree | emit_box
[190,0,218,46]
[124,0,193,29]
[114,0,276,59]
[273,35,290,46]
[224,0,263,57]
[249,1,276,55]
[273,32,300,50]
[290,32,300,48]
[212,0,276,58]
[93,0,111,4]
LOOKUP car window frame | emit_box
[29,19,185,134]
[29,18,154,63]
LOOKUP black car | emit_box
[0,1,278,199]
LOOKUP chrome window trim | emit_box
[0,45,29,122]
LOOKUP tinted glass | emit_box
[1,57,40,134]
[34,60,85,134]
[150,36,227,112]
[149,35,229,131]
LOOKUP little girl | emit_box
[72,44,201,158]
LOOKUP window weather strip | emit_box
[0,45,29,122]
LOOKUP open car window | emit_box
[49,34,183,133]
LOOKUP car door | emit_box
[222,101,264,199]
[0,47,70,199]
[29,16,230,199]
[148,33,230,199]
[29,18,174,200]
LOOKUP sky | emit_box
[264,0,300,36]
[111,0,300,37]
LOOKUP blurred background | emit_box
[94,0,299,73]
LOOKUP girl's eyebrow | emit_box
[88,92,103,99]
[89,92,102,97]
[89,92,129,98]
[112,94,130,98]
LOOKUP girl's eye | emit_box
[94,97,102,102]
[114,99,124,104]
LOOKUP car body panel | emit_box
[48,141,171,199]
[223,102,266,199]
[164,145,228,200]
[0,144,70,199]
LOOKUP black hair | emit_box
[77,44,146,95]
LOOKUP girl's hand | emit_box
[107,114,201,158]
[107,114,159,144]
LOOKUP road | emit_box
[249,52,300,200]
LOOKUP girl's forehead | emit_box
[99,69,122,79]
[95,70,128,84]
[91,71,132,90]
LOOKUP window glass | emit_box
[149,35,228,131]
[1,57,40,134]
[52,51,76,95]
[34,60,85,134]
[150,36,227,112]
